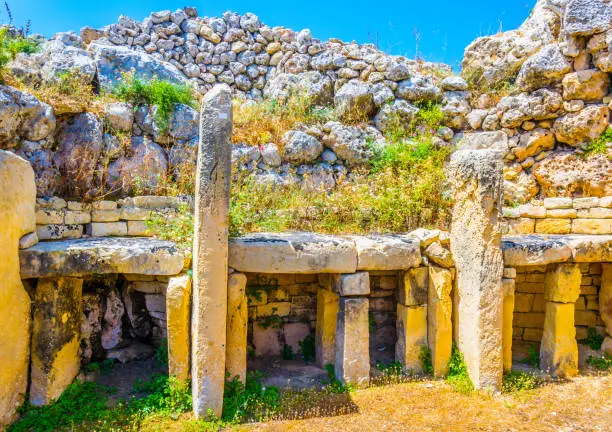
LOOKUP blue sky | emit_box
[9,1,535,69]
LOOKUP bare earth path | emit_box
[239,374,612,432]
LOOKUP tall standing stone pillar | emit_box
[540,263,581,377]
[191,84,233,417]
[0,151,36,428]
[502,278,515,372]
[226,272,248,383]
[600,264,612,355]
[449,149,504,389]
[316,286,339,368]
[428,266,453,377]
[167,274,192,381]
[396,267,428,372]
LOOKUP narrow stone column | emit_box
[167,274,192,381]
[428,266,453,377]
[30,277,83,406]
[335,297,370,385]
[226,272,248,383]
[191,84,233,417]
[540,263,581,377]
[449,149,504,389]
[396,267,428,372]
[0,151,36,428]
[502,278,515,372]
[315,287,339,368]
[600,264,612,355]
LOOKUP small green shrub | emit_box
[155,338,169,366]
[501,371,541,393]
[131,374,192,416]
[323,363,354,394]
[222,372,281,423]
[112,73,196,132]
[376,361,403,376]
[586,354,612,371]
[583,127,611,157]
[0,27,40,72]
[579,327,604,351]
[419,345,434,376]
[298,334,315,362]
[521,344,539,368]
[446,344,474,393]
[145,203,194,250]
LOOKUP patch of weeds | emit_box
[579,327,604,351]
[376,361,403,376]
[323,364,354,394]
[0,26,40,74]
[586,353,612,371]
[501,371,541,393]
[155,338,169,366]
[298,334,315,362]
[257,308,284,330]
[111,72,196,132]
[82,358,115,375]
[419,345,434,376]
[582,127,611,158]
[521,344,539,368]
[223,371,281,423]
[281,344,295,360]
[145,203,193,250]
[446,344,474,394]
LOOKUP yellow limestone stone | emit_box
[428,266,453,378]
[502,278,515,372]
[0,151,36,428]
[167,274,192,381]
[30,277,83,406]
[540,302,578,377]
[600,264,612,338]
[335,297,370,385]
[226,272,248,383]
[396,304,427,372]
[544,263,582,303]
[315,288,339,367]
[398,267,428,306]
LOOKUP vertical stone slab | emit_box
[167,274,192,381]
[226,272,248,383]
[30,277,83,406]
[335,297,370,385]
[316,288,339,367]
[191,84,233,417]
[502,278,515,372]
[428,266,453,377]
[396,304,427,372]
[601,264,612,355]
[449,149,504,389]
[0,151,35,427]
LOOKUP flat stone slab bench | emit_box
[502,234,612,266]
[20,237,185,278]
[229,232,422,274]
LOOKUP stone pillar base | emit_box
[335,297,370,385]
[226,272,248,383]
[396,304,427,373]
[316,288,339,368]
[428,266,453,378]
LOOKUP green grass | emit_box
[501,371,541,393]
[583,127,611,157]
[222,371,281,423]
[586,354,612,371]
[446,344,474,394]
[111,73,196,132]
[0,27,40,73]
[376,361,404,377]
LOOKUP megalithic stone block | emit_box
[0,151,36,428]
[428,266,453,377]
[316,288,339,368]
[226,272,248,383]
[335,297,370,385]
[396,304,427,372]
[167,274,192,381]
[544,263,582,303]
[191,84,233,418]
[398,267,428,306]
[601,264,612,339]
[449,149,505,389]
[30,277,83,406]
[502,278,515,372]
[540,302,578,377]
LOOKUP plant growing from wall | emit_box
[582,127,611,158]
[520,344,539,368]
[446,344,474,393]
[0,26,40,76]
[419,345,434,376]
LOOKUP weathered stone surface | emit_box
[540,302,578,377]
[167,274,192,381]
[502,235,572,266]
[226,273,247,383]
[335,297,370,385]
[512,128,555,162]
[457,131,509,153]
[229,232,357,274]
[449,149,504,388]
[191,85,232,418]
[535,218,571,234]
[398,267,428,306]
[563,0,612,37]
[334,80,374,121]
[30,277,83,406]
[553,105,609,146]
[564,234,612,262]
[37,224,83,241]
[101,288,124,350]
[516,44,571,91]
[0,150,35,428]
[601,264,612,338]
[544,264,582,304]
[315,288,339,367]
[396,304,427,373]
[351,235,421,270]
[502,278,515,372]
[332,272,370,296]
[428,266,453,378]
[424,242,454,268]
[281,130,323,164]
[562,70,611,102]
[20,237,184,278]
[573,219,612,235]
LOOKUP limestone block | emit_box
[91,209,121,222]
[120,207,151,221]
[0,150,35,428]
[507,218,535,235]
[37,224,83,240]
[30,277,83,406]
[92,200,117,210]
[577,208,612,219]
[428,266,453,378]
[572,219,612,234]
[544,264,582,303]
[573,197,600,209]
[226,273,247,383]
[424,242,454,268]
[335,298,370,385]
[332,272,370,296]
[535,218,571,234]
[547,209,577,218]
[398,267,428,306]
[191,85,232,417]
[408,228,440,248]
[519,204,546,218]
[36,208,64,224]
[502,278,515,372]
[449,149,504,388]
[544,197,573,209]
[102,288,125,349]
[257,302,291,317]
[351,234,421,270]
[64,210,91,225]
[502,236,572,267]
[87,221,128,237]
[127,220,149,236]
[396,304,427,373]
[540,302,578,377]
[600,264,612,337]
[167,274,192,381]
[503,268,516,279]
[316,288,339,367]
[564,235,612,262]
[19,232,38,249]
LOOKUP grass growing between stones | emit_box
[445,344,474,394]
